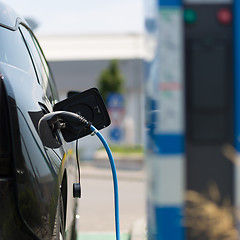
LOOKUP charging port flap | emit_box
[53,88,111,142]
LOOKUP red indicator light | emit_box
[217,8,232,25]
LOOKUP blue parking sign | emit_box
[107,93,124,110]
[109,127,123,141]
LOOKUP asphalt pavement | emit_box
[76,161,146,240]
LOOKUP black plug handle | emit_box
[73,183,81,198]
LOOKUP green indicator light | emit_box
[184,9,197,24]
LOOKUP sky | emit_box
[2,0,145,36]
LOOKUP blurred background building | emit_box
[40,34,145,148]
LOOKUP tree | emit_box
[98,60,125,103]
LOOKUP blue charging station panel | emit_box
[146,0,185,238]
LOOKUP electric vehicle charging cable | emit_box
[38,111,121,240]
[90,125,120,240]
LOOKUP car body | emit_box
[0,2,78,239]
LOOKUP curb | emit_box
[80,163,146,181]
[77,232,130,240]
[94,150,144,170]
[129,218,147,240]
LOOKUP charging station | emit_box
[145,0,240,239]
[145,0,185,238]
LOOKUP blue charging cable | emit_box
[90,125,121,240]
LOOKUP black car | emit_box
[0,2,110,240]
